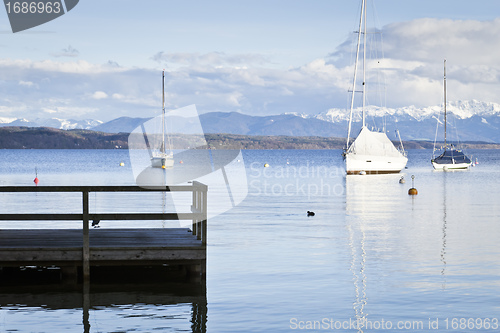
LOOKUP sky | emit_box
[2,0,500,122]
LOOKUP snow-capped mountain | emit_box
[0,118,103,130]
[315,100,500,123]
[2,100,500,142]
[0,117,17,124]
[309,100,500,142]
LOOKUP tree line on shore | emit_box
[0,126,498,150]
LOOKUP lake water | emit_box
[0,149,499,332]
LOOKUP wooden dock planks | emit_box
[0,228,206,267]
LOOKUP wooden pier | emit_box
[0,182,208,282]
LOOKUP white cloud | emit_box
[18,80,36,87]
[3,17,500,121]
[0,58,126,74]
[42,108,57,114]
[152,51,270,68]
[327,18,500,108]
[91,91,108,100]
[383,18,500,65]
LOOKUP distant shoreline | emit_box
[1,126,499,149]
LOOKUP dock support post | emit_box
[202,187,207,245]
[83,281,90,333]
[196,188,202,240]
[192,185,197,237]
[82,190,90,282]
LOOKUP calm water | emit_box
[0,149,499,332]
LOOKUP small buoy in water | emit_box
[399,176,405,184]
[162,165,166,169]
[179,160,184,164]
[408,175,418,195]
[119,161,125,167]
[307,211,315,217]
[33,167,39,186]
[264,163,270,167]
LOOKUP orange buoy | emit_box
[408,175,417,195]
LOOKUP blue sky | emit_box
[2,0,500,121]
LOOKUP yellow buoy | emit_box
[119,162,125,167]
[264,163,270,167]
[408,175,418,195]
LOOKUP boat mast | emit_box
[362,0,367,128]
[347,0,366,147]
[443,59,447,151]
[161,70,165,154]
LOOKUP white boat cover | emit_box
[347,127,402,157]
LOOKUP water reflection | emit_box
[440,172,448,289]
[345,174,407,332]
[347,218,367,332]
[0,281,207,333]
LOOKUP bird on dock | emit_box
[92,219,100,228]
[307,211,315,217]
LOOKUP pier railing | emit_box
[0,181,208,280]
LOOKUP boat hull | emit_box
[345,153,408,175]
[151,155,174,168]
[431,161,470,170]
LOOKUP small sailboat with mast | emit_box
[151,70,174,169]
[431,60,472,170]
[342,0,408,175]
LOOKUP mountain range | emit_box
[0,117,102,130]
[1,100,499,143]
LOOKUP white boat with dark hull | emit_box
[151,70,174,169]
[431,60,472,170]
[431,149,471,170]
[343,0,407,175]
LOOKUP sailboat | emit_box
[431,60,472,170]
[343,0,408,175]
[151,70,174,169]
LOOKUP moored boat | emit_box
[343,0,407,175]
[431,60,472,170]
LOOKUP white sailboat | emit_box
[431,60,472,170]
[343,0,407,175]
[151,70,174,169]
